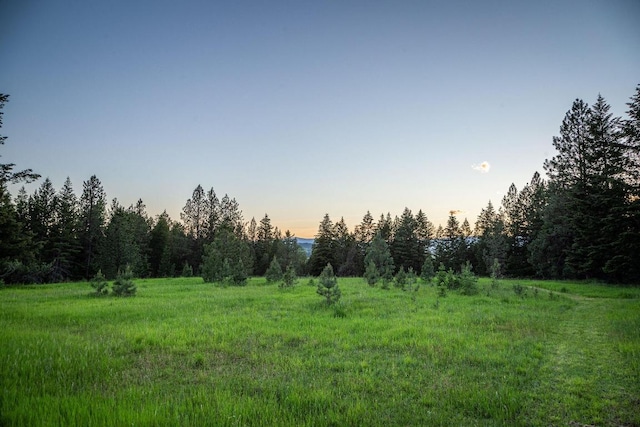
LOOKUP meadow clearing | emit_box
[1,277,639,426]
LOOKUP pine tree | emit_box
[308,214,335,276]
[317,263,341,305]
[90,269,109,296]
[474,200,507,276]
[201,227,252,285]
[0,94,40,282]
[280,264,297,289]
[390,208,423,274]
[78,175,106,278]
[51,177,81,280]
[364,260,379,286]
[265,256,283,283]
[364,232,395,285]
[604,85,640,282]
[149,211,172,277]
[112,265,136,297]
[255,214,274,276]
[420,255,435,282]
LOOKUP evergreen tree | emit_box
[364,260,379,286]
[390,208,423,274]
[376,213,393,243]
[474,200,507,276]
[181,185,207,271]
[308,214,335,276]
[90,269,109,296]
[181,184,207,241]
[333,217,357,276]
[78,175,106,278]
[434,213,466,271]
[255,214,274,276]
[265,256,283,282]
[219,194,244,237]
[149,211,172,277]
[535,95,632,280]
[316,263,341,305]
[605,85,640,282]
[280,264,297,289]
[0,94,40,282]
[353,211,376,275]
[364,232,395,285]
[28,178,58,264]
[420,255,435,282]
[201,227,252,285]
[112,264,136,297]
[100,199,149,279]
[51,177,81,280]
[204,187,220,242]
[415,209,435,262]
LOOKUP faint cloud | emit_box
[472,161,491,173]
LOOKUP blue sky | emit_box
[2,1,639,237]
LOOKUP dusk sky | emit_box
[2,1,639,237]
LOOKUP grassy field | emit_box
[1,277,638,426]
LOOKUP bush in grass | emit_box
[394,266,407,289]
[112,265,136,297]
[90,269,109,296]
[317,263,341,305]
[406,267,418,291]
[513,283,526,297]
[421,256,435,283]
[459,261,479,295]
[490,258,501,289]
[224,258,249,286]
[364,261,379,286]
[265,257,283,283]
[181,262,193,278]
[279,264,297,289]
[434,264,448,297]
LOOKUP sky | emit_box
[1,0,639,237]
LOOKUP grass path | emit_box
[522,289,640,426]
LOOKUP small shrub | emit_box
[513,283,526,298]
[266,257,283,283]
[394,266,407,289]
[181,262,193,278]
[317,264,341,305]
[420,256,435,283]
[307,278,316,287]
[363,261,379,287]
[490,258,501,289]
[183,263,194,278]
[434,264,448,297]
[459,261,479,296]
[406,267,418,292]
[279,265,297,289]
[560,286,568,293]
[90,269,109,296]
[222,258,248,287]
[112,265,136,297]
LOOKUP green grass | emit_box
[1,277,638,426]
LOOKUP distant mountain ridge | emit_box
[295,238,314,257]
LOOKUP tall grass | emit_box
[1,277,638,425]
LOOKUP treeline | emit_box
[308,86,640,284]
[0,175,307,283]
[1,85,639,284]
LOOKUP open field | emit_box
[1,277,639,426]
